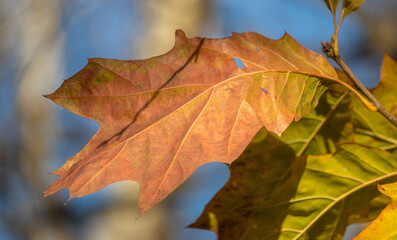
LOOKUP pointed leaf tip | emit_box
[175,29,186,38]
[354,181,397,239]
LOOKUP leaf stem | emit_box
[333,56,397,127]
[328,0,337,30]
[325,76,375,112]
[331,8,345,57]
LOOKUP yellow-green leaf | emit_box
[192,141,396,240]
[354,181,397,240]
[322,0,366,20]
[281,86,353,156]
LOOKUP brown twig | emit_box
[334,56,397,127]
[321,42,375,112]
[322,42,397,127]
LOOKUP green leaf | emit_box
[354,181,397,240]
[278,144,396,240]
[281,87,352,156]
[343,0,366,18]
[192,142,396,240]
[322,0,366,20]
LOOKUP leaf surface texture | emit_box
[44,30,336,213]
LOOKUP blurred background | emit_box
[0,0,396,239]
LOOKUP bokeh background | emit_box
[1,0,396,239]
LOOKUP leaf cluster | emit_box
[44,0,397,239]
[192,54,397,239]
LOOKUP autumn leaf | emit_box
[192,55,397,239]
[191,89,357,239]
[44,30,338,214]
[354,181,397,240]
[352,54,397,150]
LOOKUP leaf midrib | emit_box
[59,70,263,192]
[58,64,338,202]
[59,69,333,186]
[52,70,338,99]
[291,170,397,240]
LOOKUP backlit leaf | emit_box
[192,55,397,239]
[44,30,337,213]
[193,141,396,239]
[354,181,397,240]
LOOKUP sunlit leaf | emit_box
[354,181,397,240]
[192,54,397,239]
[193,141,396,240]
[44,30,337,213]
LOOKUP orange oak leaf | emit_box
[44,30,338,214]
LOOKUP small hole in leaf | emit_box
[234,57,245,70]
[256,48,259,51]
[261,88,268,94]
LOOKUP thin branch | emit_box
[333,56,397,127]
[322,2,397,127]
[335,7,345,36]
